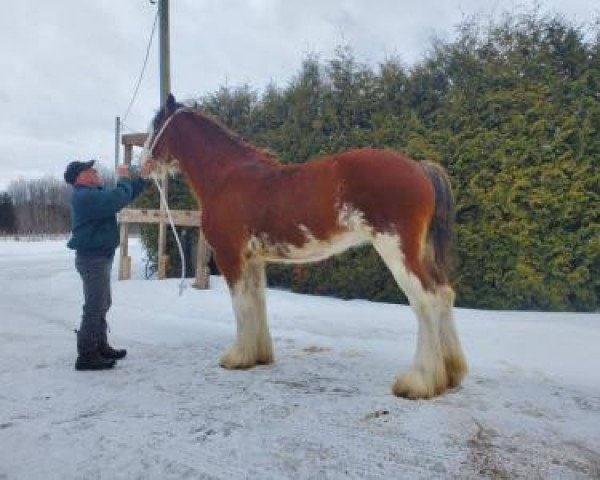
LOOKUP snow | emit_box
[1,237,599,479]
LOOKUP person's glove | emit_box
[117,164,141,178]
[117,165,129,178]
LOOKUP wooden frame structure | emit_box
[117,132,210,289]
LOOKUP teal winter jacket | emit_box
[67,178,147,256]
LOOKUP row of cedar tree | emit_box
[136,11,598,312]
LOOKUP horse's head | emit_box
[142,93,186,178]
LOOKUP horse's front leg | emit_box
[220,259,274,369]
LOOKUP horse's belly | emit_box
[251,230,369,264]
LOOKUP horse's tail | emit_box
[421,160,455,286]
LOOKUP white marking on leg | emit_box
[221,261,273,369]
[437,286,467,387]
[373,233,448,399]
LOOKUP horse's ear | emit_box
[166,93,176,113]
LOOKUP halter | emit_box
[146,106,193,159]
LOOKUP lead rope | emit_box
[152,175,188,295]
[139,106,191,295]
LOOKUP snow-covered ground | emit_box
[0,238,599,479]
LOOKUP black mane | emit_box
[150,97,278,164]
[151,99,185,133]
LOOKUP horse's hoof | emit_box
[444,353,468,388]
[256,352,275,365]
[392,368,447,400]
[219,346,257,370]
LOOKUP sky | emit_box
[0,0,597,191]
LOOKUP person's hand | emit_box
[117,165,129,178]
[141,160,155,178]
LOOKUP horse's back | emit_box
[331,148,435,231]
[332,148,429,188]
[252,147,435,236]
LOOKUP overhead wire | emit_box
[121,8,159,128]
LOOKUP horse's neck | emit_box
[173,117,268,200]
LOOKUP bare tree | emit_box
[7,167,118,235]
[8,176,71,234]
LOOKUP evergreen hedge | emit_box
[139,10,599,311]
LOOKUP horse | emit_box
[142,93,467,399]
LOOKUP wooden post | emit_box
[118,224,131,281]
[193,229,210,289]
[157,180,169,279]
[118,143,133,280]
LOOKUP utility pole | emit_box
[114,116,121,170]
[158,0,170,103]
[157,0,170,279]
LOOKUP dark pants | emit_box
[75,253,114,353]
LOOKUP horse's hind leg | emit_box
[436,285,467,388]
[220,258,274,369]
[373,233,448,399]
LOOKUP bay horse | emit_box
[142,93,467,399]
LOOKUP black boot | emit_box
[99,318,127,360]
[75,351,116,370]
[99,340,127,360]
[75,331,116,370]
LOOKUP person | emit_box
[64,160,149,370]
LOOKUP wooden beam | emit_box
[119,208,201,227]
[121,133,148,147]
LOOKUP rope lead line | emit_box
[152,176,187,295]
